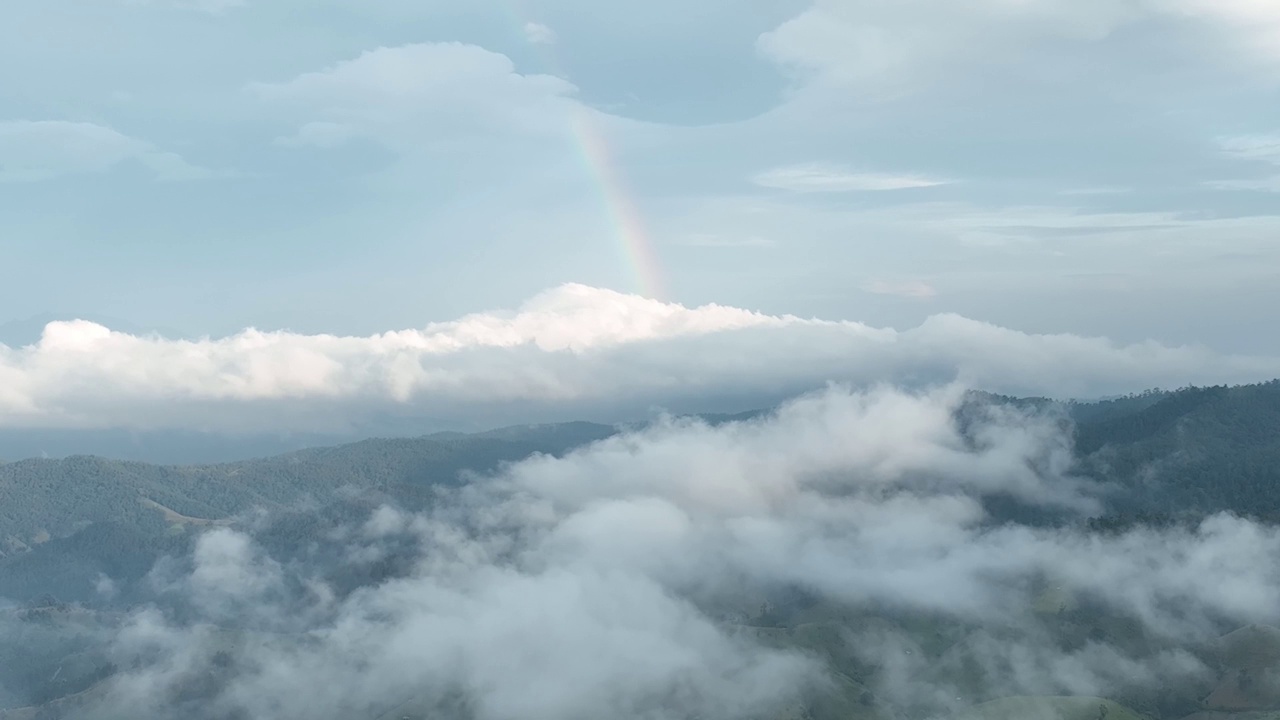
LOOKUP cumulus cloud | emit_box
[251,43,578,151]
[64,384,1280,719]
[0,121,213,182]
[1,283,1279,432]
[752,163,950,192]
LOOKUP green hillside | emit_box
[0,422,617,545]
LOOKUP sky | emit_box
[2,0,1279,352]
[7,4,1280,710]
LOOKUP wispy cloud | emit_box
[0,120,216,183]
[249,43,577,152]
[523,21,557,45]
[1209,133,1280,192]
[1205,176,1280,193]
[752,163,951,193]
[1059,186,1132,196]
[862,279,938,299]
[125,0,246,13]
[1218,133,1280,163]
[681,233,776,248]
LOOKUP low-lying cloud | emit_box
[2,284,1279,433]
[53,384,1280,720]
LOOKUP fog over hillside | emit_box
[4,384,1280,720]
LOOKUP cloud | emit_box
[0,283,1279,433]
[752,163,950,192]
[1164,0,1280,63]
[1218,133,1280,164]
[272,120,357,149]
[0,121,213,182]
[523,21,558,45]
[680,233,776,248]
[757,0,1139,93]
[756,0,1280,98]
[1206,177,1280,193]
[1059,186,1133,196]
[1203,134,1280,192]
[125,0,246,12]
[250,43,578,152]
[73,383,1280,719]
[862,279,938,299]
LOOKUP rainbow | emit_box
[508,4,666,300]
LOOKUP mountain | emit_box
[0,421,617,605]
[1,383,1280,719]
[1071,380,1280,519]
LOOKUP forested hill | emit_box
[0,421,617,544]
[5,382,1280,538]
[1069,380,1280,518]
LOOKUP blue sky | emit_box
[3,0,1280,354]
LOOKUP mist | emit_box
[8,384,1273,720]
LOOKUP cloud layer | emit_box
[1,284,1278,433]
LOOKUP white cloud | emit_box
[273,120,357,149]
[752,163,949,192]
[680,233,775,248]
[1218,133,1280,164]
[1206,176,1280,193]
[0,120,212,182]
[0,283,1278,433]
[523,21,558,45]
[1059,186,1133,196]
[756,0,1280,97]
[862,279,937,299]
[757,0,1139,93]
[125,0,245,12]
[1205,133,1280,192]
[250,43,578,151]
[1163,0,1280,63]
[182,0,243,11]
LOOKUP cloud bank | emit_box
[2,283,1279,433]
